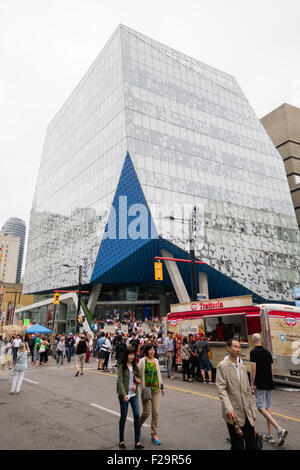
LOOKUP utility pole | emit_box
[77,265,83,333]
[189,206,198,301]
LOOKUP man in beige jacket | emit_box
[216,338,257,450]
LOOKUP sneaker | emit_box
[135,443,145,449]
[208,381,214,384]
[277,428,288,447]
[75,372,79,377]
[263,434,276,444]
[151,435,161,445]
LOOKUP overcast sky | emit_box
[1,0,300,255]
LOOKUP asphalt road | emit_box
[1,357,300,451]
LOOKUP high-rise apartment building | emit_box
[2,217,26,284]
[0,231,20,284]
[261,103,300,228]
[23,25,299,313]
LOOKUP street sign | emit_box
[53,293,60,305]
[154,262,163,281]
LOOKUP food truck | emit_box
[166,295,300,387]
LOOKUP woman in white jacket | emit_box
[138,343,164,445]
[10,342,30,395]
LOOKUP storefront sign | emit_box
[171,295,253,313]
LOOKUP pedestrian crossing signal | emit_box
[154,262,163,281]
[53,293,60,305]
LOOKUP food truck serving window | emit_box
[204,314,248,343]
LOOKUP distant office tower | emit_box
[0,231,20,283]
[2,217,26,284]
[261,103,300,228]
[24,25,299,304]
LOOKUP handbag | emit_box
[141,386,152,401]
[141,362,155,401]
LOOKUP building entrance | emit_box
[95,302,160,322]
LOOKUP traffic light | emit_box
[154,261,163,281]
[53,293,60,305]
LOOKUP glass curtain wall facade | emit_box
[24,25,300,302]
[24,27,127,293]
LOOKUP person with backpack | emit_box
[195,334,213,384]
[96,332,106,370]
[115,335,126,367]
[75,335,88,377]
[33,335,42,367]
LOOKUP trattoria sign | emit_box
[170,295,253,314]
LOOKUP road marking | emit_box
[90,403,150,427]
[24,378,39,384]
[276,388,300,392]
[267,412,300,423]
[165,384,220,400]
[87,369,300,423]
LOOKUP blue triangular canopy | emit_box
[90,152,266,303]
[25,324,52,334]
[91,152,158,282]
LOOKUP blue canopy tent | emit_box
[25,324,52,334]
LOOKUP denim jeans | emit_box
[66,347,73,363]
[56,350,64,364]
[119,395,140,444]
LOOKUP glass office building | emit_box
[23,25,300,311]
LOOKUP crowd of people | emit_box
[0,314,289,451]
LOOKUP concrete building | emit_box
[0,232,20,284]
[21,25,300,332]
[261,103,300,228]
[0,281,34,325]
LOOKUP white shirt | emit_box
[128,365,136,398]
[13,338,22,348]
[227,356,243,381]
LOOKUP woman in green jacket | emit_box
[117,347,144,449]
